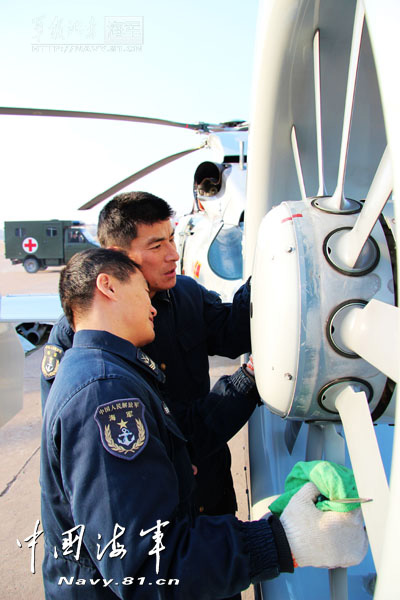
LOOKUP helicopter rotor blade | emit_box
[331,0,365,210]
[339,299,399,382]
[335,386,390,570]
[0,106,209,131]
[335,146,392,269]
[291,126,307,201]
[79,144,206,210]
[313,30,326,197]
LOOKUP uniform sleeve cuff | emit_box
[239,519,280,581]
[230,365,257,395]
[268,515,294,573]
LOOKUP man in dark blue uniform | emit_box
[41,192,251,522]
[41,248,367,599]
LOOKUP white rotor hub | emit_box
[251,199,395,421]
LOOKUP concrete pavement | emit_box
[0,348,44,597]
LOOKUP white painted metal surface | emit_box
[335,388,390,571]
[340,300,399,383]
[251,203,299,415]
[339,147,392,268]
[0,322,24,427]
[0,293,61,426]
[176,156,247,302]
[245,0,399,598]
[251,199,394,422]
[0,294,62,323]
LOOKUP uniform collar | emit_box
[73,330,166,384]
[152,288,171,304]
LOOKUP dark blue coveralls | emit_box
[40,330,292,599]
[41,275,252,516]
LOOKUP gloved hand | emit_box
[280,482,368,568]
[244,354,254,377]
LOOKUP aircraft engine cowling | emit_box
[193,161,227,199]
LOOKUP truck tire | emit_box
[23,256,40,273]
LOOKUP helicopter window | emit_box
[46,227,58,237]
[207,223,243,280]
[15,227,27,237]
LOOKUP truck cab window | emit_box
[68,229,85,243]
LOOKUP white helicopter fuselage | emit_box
[176,155,247,302]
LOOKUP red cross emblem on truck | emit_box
[22,237,39,253]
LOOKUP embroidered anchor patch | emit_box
[41,344,64,380]
[94,399,148,461]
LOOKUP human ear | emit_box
[96,273,117,300]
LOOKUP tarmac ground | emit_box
[0,244,254,599]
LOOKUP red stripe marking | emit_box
[281,213,303,223]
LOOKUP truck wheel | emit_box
[23,256,40,273]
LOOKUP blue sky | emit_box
[0,0,259,224]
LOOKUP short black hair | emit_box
[59,248,139,327]
[97,191,175,249]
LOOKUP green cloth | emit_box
[269,460,360,515]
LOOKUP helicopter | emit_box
[0,0,399,597]
[0,113,249,428]
[174,126,248,301]
[0,108,249,305]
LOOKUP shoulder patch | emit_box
[41,344,64,380]
[94,399,148,461]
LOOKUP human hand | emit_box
[244,354,254,377]
[280,482,368,568]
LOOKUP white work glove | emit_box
[280,482,368,569]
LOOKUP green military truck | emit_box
[4,220,99,273]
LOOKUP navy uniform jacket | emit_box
[41,275,252,515]
[41,330,290,599]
